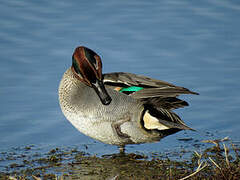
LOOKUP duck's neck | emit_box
[59,68,89,111]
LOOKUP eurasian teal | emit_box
[58,46,198,153]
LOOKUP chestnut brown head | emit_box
[71,46,112,105]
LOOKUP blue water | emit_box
[0,0,240,155]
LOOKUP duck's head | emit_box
[71,46,112,105]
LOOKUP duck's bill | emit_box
[91,80,112,105]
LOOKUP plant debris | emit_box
[0,139,239,180]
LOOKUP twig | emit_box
[57,175,64,180]
[179,162,207,180]
[32,175,41,180]
[107,174,119,180]
[223,143,230,168]
[194,151,202,165]
[8,176,18,180]
[209,157,221,170]
[209,157,227,180]
[202,136,229,149]
[202,140,220,148]
[231,143,239,160]
[221,137,230,142]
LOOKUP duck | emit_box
[58,46,198,153]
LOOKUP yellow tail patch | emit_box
[143,110,170,130]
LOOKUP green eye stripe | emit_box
[119,86,143,92]
[72,57,81,74]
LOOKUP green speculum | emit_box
[119,86,143,92]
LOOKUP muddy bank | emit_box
[0,139,239,179]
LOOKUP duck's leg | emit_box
[111,117,131,139]
[118,145,125,154]
[111,115,133,154]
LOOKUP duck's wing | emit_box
[142,106,194,132]
[141,97,189,110]
[103,72,177,88]
[103,72,198,96]
[104,72,195,130]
